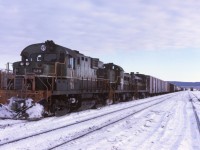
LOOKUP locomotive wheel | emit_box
[54,99,71,116]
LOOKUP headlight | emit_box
[26,62,30,66]
[20,62,24,66]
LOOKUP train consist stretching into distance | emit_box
[0,40,181,118]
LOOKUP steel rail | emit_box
[189,92,200,136]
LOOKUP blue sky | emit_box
[0,0,200,81]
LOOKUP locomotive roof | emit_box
[20,41,78,58]
[104,63,124,71]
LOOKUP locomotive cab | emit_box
[102,63,124,90]
[1,41,79,104]
[13,40,67,76]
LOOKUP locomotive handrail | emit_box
[54,60,67,78]
[6,77,14,90]
[0,71,3,89]
[46,77,53,91]
[41,60,67,78]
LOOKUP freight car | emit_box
[0,40,179,118]
[129,74,179,97]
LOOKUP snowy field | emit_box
[0,91,200,150]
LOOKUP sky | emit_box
[0,0,200,82]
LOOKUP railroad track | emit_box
[188,92,200,136]
[50,94,178,150]
[0,93,178,149]
[190,92,200,102]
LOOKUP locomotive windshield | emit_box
[29,53,57,62]
[44,54,57,62]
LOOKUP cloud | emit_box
[1,0,200,61]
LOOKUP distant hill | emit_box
[169,81,200,89]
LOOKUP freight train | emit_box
[0,40,180,118]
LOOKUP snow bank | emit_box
[0,98,44,120]
[25,98,33,107]
[0,105,16,119]
[0,97,18,119]
[26,101,44,120]
[7,97,17,110]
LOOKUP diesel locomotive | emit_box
[0,40,179,117]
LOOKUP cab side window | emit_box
[68,56,75,69]
[60,53,65,63]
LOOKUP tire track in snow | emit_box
[135,95,180,149]
[53,94,179,150]
[136,92,188,150]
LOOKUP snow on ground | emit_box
[0,91,200,150]
[0,97,17,119]
[191,91,200,115]
[26,103,44,119]
[56,91,200,150]
[0,98,44,120]
[0,105,16,119]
